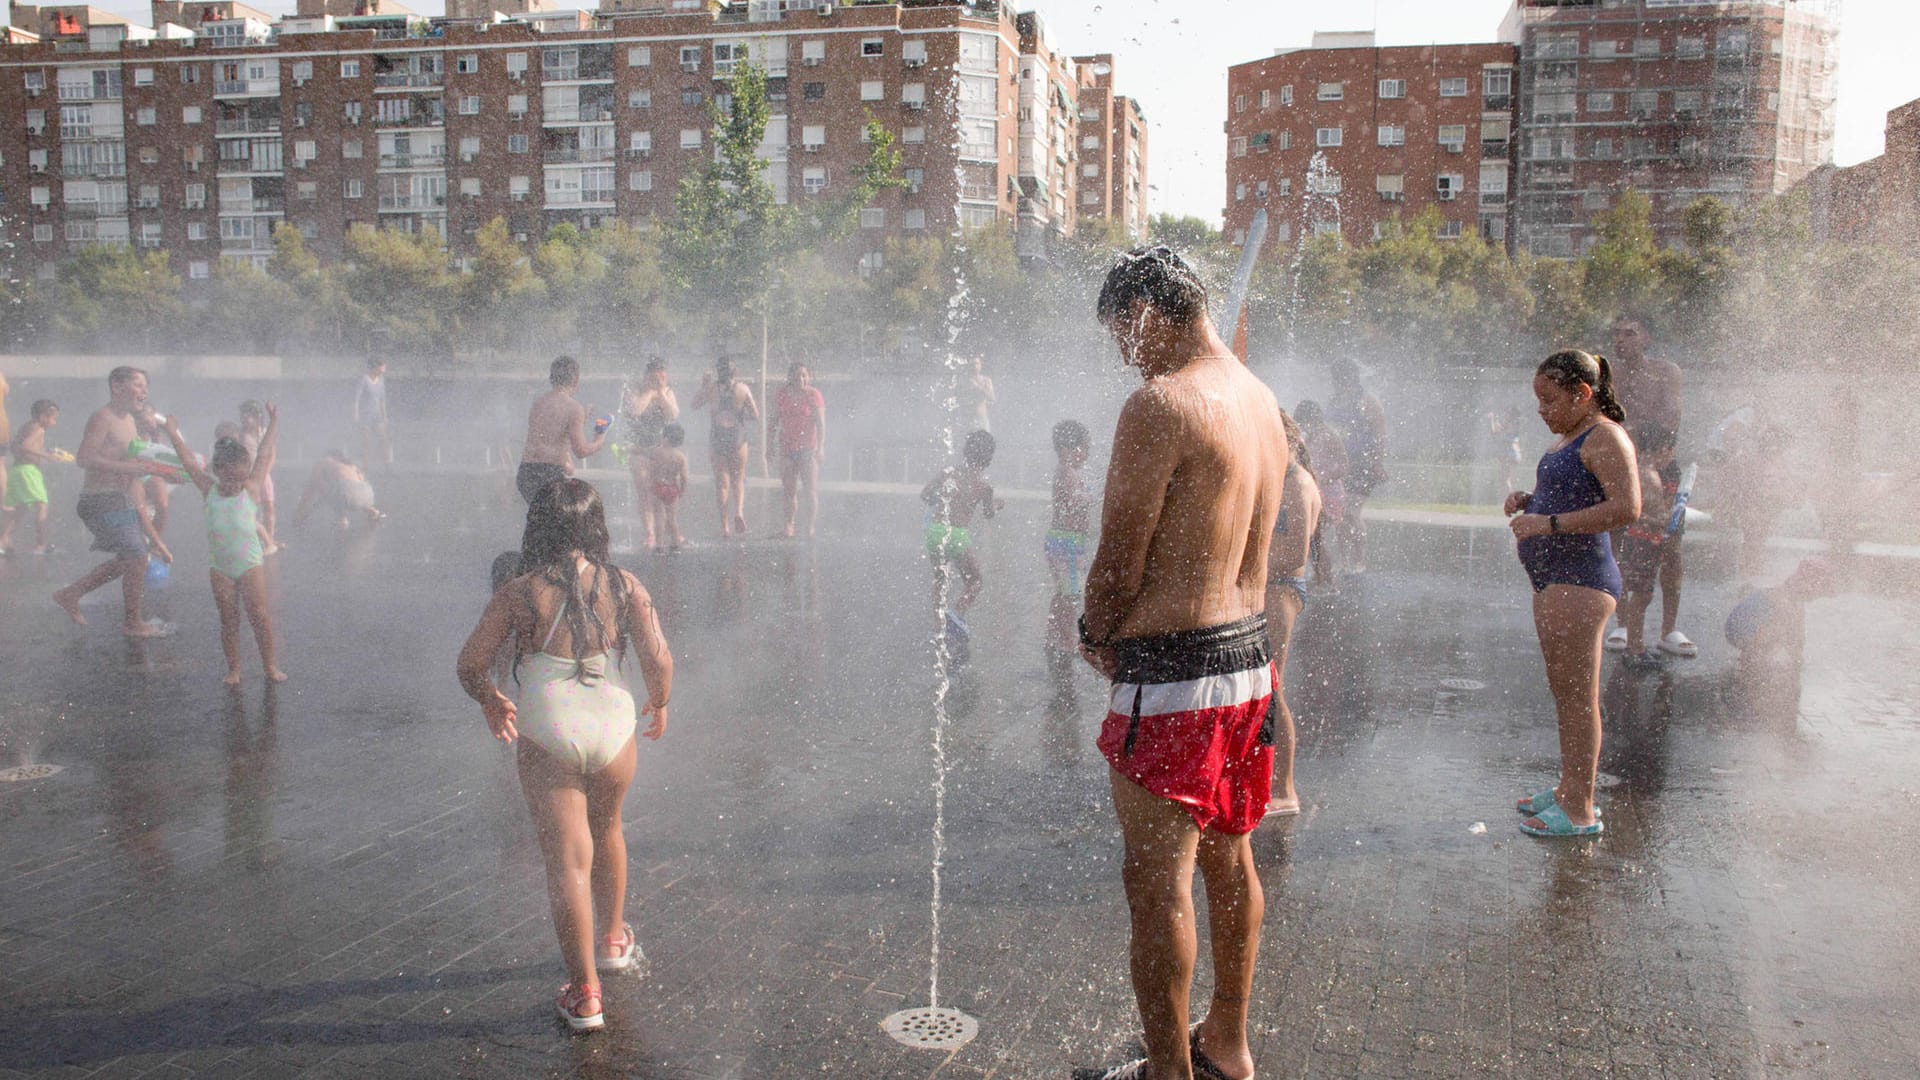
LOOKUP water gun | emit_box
[591,411,613,437]
[48,448,76,464]
[127,438,190,484]
[1665,462,1698,536]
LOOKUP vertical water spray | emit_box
[1284,150,1346,358]
[881,33,981,1054]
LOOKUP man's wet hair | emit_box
[550,355,579,387]
[364,357,386,373]
[107,366,146,390]
[962,429,995,469]
[1052,419,1090,455]
[662,422,685,447]
[1096,245,1209,328]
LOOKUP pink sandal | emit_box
[596,923,642,973]
[555,982,603,1032]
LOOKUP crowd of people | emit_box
[0,243,1859,1079]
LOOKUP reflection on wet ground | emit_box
[1,477,1916,1078]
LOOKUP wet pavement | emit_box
[2,475,1917,1079]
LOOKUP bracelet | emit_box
[1549,514,1560,534]
[1077,614,1107,650]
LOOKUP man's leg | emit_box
[1111,769,1202,1080]
[1658,537,1684,638]
[1193,829,1262,1080]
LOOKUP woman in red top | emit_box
[774,363,826,539]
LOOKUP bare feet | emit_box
[53,590,86,626]
[267,668,288,684]
[123,620,175,639]
[224,669,244,686]
[733,514,747,536]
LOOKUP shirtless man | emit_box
[1079,247,1287,1080]
[1605,317,1695,657]
[517,356,609,506]
[53,367,178,636]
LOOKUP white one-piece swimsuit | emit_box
[514,596,637,774]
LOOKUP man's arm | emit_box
[567,402,609,460]
[1081,389,1181,644]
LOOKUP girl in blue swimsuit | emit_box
[1504,350,1641,839]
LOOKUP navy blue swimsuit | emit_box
[1517,426,1621,599]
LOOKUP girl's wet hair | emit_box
[1279,409,1311,471]
[1096,245,1208,328]
[644,355,668,375]
[1537,350,1626,424]
[1052,419,1090,455]
[211,435,251,471]
[662,423,685,447]
[518,478,632,687]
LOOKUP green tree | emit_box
[51,246,182,350]
[1147,213,1223,253]
[341,225,456,358]
[1581,189,1662,324]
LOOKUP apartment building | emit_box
[1072,53,1148,240]
[1224,32,1519,252]
[1505,0,1837,256]
[0,0,1147,284]
[1797,97,1920,251]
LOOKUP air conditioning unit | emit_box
[26,86,42,97]
[1379,190,1400,202]
[293,77,307,87]
[1438,189,1457,201]
[186,161,200,171]
[29,162,45,173]
[817,1,833,15]
[681,62,700,73]
[26,124,45,135]
[905,58,925,68]
[904,100,925,110]
[510,192,527,201]
[803,142,822,152]
[461,152,477,162]
[294,117,308,127]
[1445,143,1463,153]
[803,56,821,66]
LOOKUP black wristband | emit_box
[1078,614,1106,649]
[1550,514,1560,534]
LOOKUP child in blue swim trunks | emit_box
[1045,420,1092,693]
[160,407,287,685]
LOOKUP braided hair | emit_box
[515,478,633,686]
[1537,350,1626,424]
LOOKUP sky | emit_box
[78,0,1920,226]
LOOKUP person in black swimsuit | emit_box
[620,357,678,550]
[691,358,758,538]
[1504,350,1640,838]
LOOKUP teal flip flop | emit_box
[1516,788,1601,817]
[1519,800,1602,838]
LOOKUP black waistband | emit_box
[1111,613,1271,686]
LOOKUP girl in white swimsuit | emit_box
[457,478,673,1033]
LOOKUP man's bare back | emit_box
[1087,355,1286,642]
[522,388,587,471]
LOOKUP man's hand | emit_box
[1079,643,1117,679]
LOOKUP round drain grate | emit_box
[882,1007,979,1051]
[1439,678,1487,692]
[0,764,64,783]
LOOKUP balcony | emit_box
[1482,139,1510,158]
[61,161,128,178]
[375,72,443,90]
[215,117,282,136]
[543,107,617,125]
[378,151,447,169]
[544,147,615,164]
[378,194,448,211]
[63,203,129,218]
[214,79,280,98]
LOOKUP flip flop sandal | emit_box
[1604,627,1629,652]
[1519,800,1603,838]
[1190,1026,1250,1080]
[1516,789,1602,817]
[1658,631,1698,658]
[1075,1060,1149,1080]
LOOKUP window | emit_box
[1635,37,1661,57]
[33,224,53,243]
[1439,124,1467,149]
[903,40,927,66]
[507,52,529,77]
[902,83,925,108]
[861,80,883,102]
[184,182,205,207]
[1677,37,1705,60]
[456,54,479,75]
[904,208,926,230]
[296,181,317,201]
[1436,219,1463,239]
[1592,137,1616,160]
[342,139,362,159]
[629,170,653,191]
[180,65,199,84]
[1630,91,1659,117]
[1277,130,1292,150]
[1307,172,1340,195]
[681,89,703,107]
[344,178,364,199]
[136,183,159,206]
[802,124,826,150]
[802,166,827,194]
[185,220,206,239]
[136,106,156,126]
[133,67,153,87]
[182,106,202,124]
[680,128,702,149]
[1587,92,1615,113]
[1376,125,1404,147]
[1439,77,1468,97]
[29,186,50,208]
[1082,135,1100,150]
[189,261,209,280]
[679,46,701,71]
[803,81,825,101]
[344,101,363,124]
[459,95,481,115]
[460,177,480,196]
[861,39,884,58]
[1230,136,1248,158]
[1317,82,1343,101]
[1483,69,1512,98]
[629,89,651,109]
[1376,173,1404,200]
[628,46,651,68]
[1592,39,1622,58]
[508,133,529,154]
[1259,89,1272,109]
[1435,173,1463,199]
[1674,90,1703,117]
[510,175,530,198]
[1378,79,1404,99]
[859,207,885,228]
[1482,117,1511,145]
[802,40,826,65]
[1316,127,1342,147]
[858,251,883,277]
[712,41,748,77]
[903,126,925,144]
[628,131,652,153]
[294,140,317,163]
[459,135,481,159]
[508,94,528,118]
[1535,92,1576,120]
[1234,182,1246,202]
[341,60,360,79]
[1478,162,1508,200]
[1234,94,1247,114]
[25,109,45,134]
[1082,163,1101,178]
[1280,85,1293,106]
